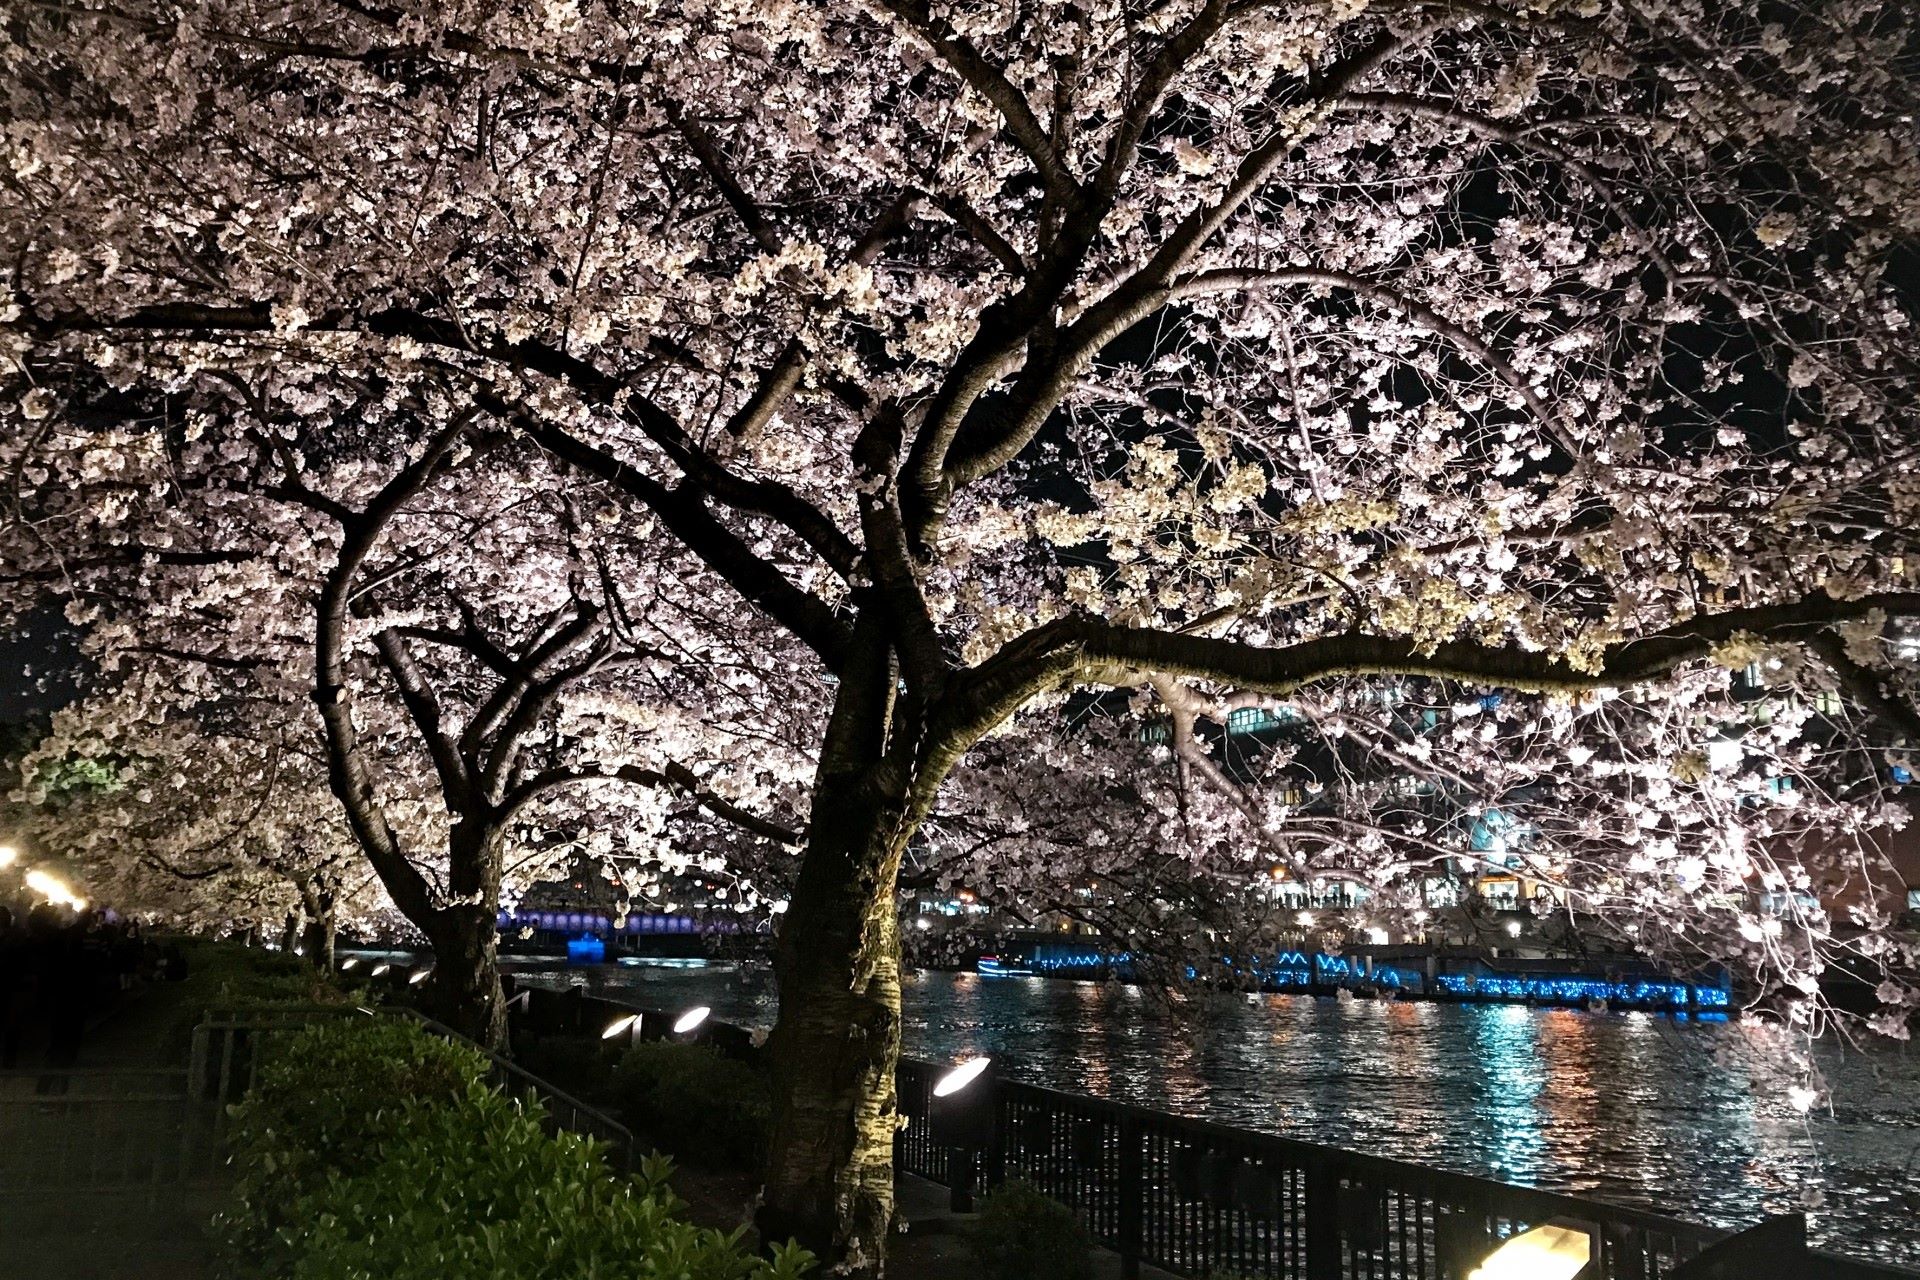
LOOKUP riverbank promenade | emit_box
[6,963,1915,1280]
[0,981,224,1280]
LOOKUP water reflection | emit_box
[516,961,1920,1264]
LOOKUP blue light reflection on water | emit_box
[512,961,1920,1264]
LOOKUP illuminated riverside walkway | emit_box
[508,981,1912,1280]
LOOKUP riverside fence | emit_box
[892,1055,1914,1280]
[526,985,1911,1280]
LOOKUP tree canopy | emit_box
[5,0,1920,1268]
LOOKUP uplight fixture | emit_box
[370,962,391,976]
[1507,921,1523,938]
[673,1006,712,1035]
[1466,1220,1593,1280]
[340,957,360,970]
[602,1013,638,1040]
[408,967,432,986]
[933,1056,991,1098]
[0,845,17,869]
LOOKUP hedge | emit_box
[215,1017,811,1280]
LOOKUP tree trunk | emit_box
[426,906,507,1049]
[299,910,335,971]
[278,910,302,955]
[757,776,910,1275]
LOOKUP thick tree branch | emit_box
[500,760,804,846]
[950,592,1920,748]
[871,0,1083,204]
[516,413,852,671]
[311,414,480,926]
[27,298,862,579]
[372,628,474,809]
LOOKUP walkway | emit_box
[0,985,223,1280]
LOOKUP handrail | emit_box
[539,986,1915,1280]
[937,1065,1718,1243]
[386,1005,636,1165]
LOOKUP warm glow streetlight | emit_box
[673,1005,711,1035]
[24,868,84,909]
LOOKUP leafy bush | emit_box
[216,1018,492,1267]
[969,1181,1095,1280]
[612,1040,771,1169]
[163,940,354,1057]
[284,1090,811,1280]
[214,1017,809,1280]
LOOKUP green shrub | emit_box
[216,1018,492,1267]
[214,1016,808,1280]
[969,1181,1095,1280]
[284,1088,811,1280]
[164,940,354,1057]
[611,1040,771,1169]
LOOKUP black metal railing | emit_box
[546,987,1913,1280]
[0,1067,220,1203]
[897,1057,1722,1280]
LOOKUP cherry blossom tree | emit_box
[6,0,1920,1269]
[0,379,820,1040]
[14,681,393,959]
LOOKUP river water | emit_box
[508,959,1920,1266]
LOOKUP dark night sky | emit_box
[1,605,88,723]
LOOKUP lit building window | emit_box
[1227,706,1283,734]
[1479,876,1520,909]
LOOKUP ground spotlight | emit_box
[370,962,391,976]
[1466,1220,1593,1280]
[340,956,360,970]
[602,1013,638,1040]
[933,1056,991,1098]
[408,967,432,986]
[0,845,17,869]
[673,1006,712,1035]
[1506,921,1523,938]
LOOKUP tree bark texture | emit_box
[425,905,508,1049]
[758,783,906,1274]
[758,625,914,1275]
